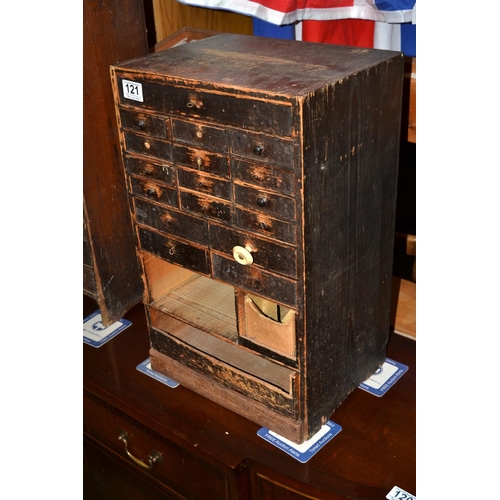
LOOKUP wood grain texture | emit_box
[83,0,147,325]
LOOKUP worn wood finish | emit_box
[110,34,403,443]
[83,0,147,325]
[83,294,416,499]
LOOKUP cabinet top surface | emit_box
[112,34,402,98]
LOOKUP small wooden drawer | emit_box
[83,394,230,500]
[119,107,170,139]
[125,155,176,186]
[115,76,293,136]
[209,223,297,279]
[134,197,208,246]
[229,130,296,168]
[235,208,296,245]
[232,158,295,196]
[125,132,172,162]
[212,252,298,309]
[174,144,229,178]
[138,226,210,275]
[130,177,177,207]
[180,190,232,223]
[235,184,296,221]
[172,118,228,151]
[178,168,231,200]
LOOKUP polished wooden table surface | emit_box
[83,295,416,499]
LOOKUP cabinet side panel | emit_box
[302,55,404,435]
[83,0,148,324]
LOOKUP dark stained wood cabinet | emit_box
[83,294,416,499]
[109,34,404,443]
[83,0,148,325]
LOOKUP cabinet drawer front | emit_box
[212,253,297,309]
[125,155,175,186]
[229,130,295,168]
[178,168,231,201]
[83,394,228,500]
[232,158,295,196]
[235,184,296,221]
[119,108,170,139]
[130,177,177,207]
[209,224,297,279]
[134,198,208,246]
[174,144,229,178]
[180,191,232,223]
[125,132,173,161]
[172,118,228,152]
[235,208,296,245]
[116,76,293,136]
[138,227,210,275]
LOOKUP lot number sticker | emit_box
[122,79,143,102]
[386,486,415,500]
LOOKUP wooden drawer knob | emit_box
[233,245,253,266]
[253,144,264,155]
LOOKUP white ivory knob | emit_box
[233,245,253,266]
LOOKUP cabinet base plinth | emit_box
[149,347,311,443]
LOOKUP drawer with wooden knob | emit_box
[174,144,229,178]
[234,183,296,221]
[119,107,170,139]
[229,130,296,168]
[178,167,232,201]
[180,190,232,223]
[133,197,208,246]
[138,226,210,276]
[232,158,296,196]
[172,117,228,151]
[124,132,172,161]
[130,177,177,207]
[124,154,176,186]
[235,207,297,245]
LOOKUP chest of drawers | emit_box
[110,34,404,444]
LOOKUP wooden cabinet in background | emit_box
[83,0,149,325]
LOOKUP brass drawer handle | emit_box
[118,429,163,471]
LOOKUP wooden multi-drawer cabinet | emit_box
[110,34,404,443]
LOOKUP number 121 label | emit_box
[122,79,143,102]
[386,486,415,500]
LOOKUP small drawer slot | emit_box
[119,108,170,139]
[134,198,208,246]
[232,158,295,195]
[174,144,229,178]
[125,155,175,186]
[130,177,177,207]
[172,118,228,152]
[125,132,172,162]
[235,184,296,221]
[235,208,297,245]
[138,227,210,276]
[178,168,231,200]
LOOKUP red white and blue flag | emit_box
[177,0,416,56]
